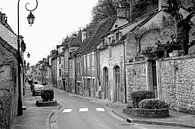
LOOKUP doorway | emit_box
[151,60,157,97]
[103,67,109,100]
[114,65,120,102]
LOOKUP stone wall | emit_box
[126,55,195,111]
[158,55,195,111]
[0,37,18,128]
[126,61,147,101]
[0,64,18,129]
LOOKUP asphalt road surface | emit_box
[54,89,189,129]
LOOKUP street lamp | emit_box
[27,52,30,58]
[17,0,38,116]
[27,11,35,26]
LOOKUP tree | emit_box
[92,0,118,22]
[132,0,158,20]
[164,0,195,55]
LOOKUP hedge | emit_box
[41,89,54,101]
[139,99,169,109]
[131,91,155,108]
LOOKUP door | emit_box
[114,65,120,102]
[103,67,109,99]
[152,60,158,97]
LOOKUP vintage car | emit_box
[32,84,45,96]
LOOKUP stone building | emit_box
[0,12,19,128]
[74,23,98,96]
[124,0,195,111]
[65,33,81,93]
[51,49,58,87]
[96,0,146,102]
[56,45,64,89]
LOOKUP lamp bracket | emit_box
[25,0,38,12]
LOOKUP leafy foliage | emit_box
[92,0,117,22]
[139,99,169,109]
[41,89,54,102]
[164,0,195,55]
[132,0,158,20]
[131,90,155,108]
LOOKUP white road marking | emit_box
[79,108,88,112]
[63,109,72,113]
[96,108,105,112]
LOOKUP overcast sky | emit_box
[0,0,98,65]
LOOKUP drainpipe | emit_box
[123,41,127,103]
[74,55,77,94]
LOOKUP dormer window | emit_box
[109,37,112,44]
[102,38,105,45]
[116,32,120,41]
[112,39,115,44]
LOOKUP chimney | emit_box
[117,1,126,18]
[0,13,7,25]
[81,28,87,42]
[128,1,132,22]
[117,0,133,22]
[158,0,168,11]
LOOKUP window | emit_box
[109,47,112,58]
[91,52,95,69]
[116,32,119,41]
[59,69,61,77]
[109,37,112,44]
[87,54,90,69]
[59,57,61,64]
[77,63,80,74]
[102,38,105,45]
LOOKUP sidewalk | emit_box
[59,89,195,128]
[10,84,59,129]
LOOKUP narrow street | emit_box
[53,89,190,129]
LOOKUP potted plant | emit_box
[36,88,57,106]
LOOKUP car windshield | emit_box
[34,84,44,89]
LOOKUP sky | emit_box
[0,0,98,65]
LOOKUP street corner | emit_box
[48,103,64,129]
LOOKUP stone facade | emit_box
[64,46,69,92]
[126,61,147,101]
[0,65,18,129]
[56,54,64,90]
[125,4,195,111]
[51,52,57,88]
[158,55,195,111]
[99,41,125,102]
[69,58,75,93]
[56,45,64,90]
[0,37,18,128]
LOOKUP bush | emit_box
[139,99,169,109]
[131,90,155,108]
[41,89,54,102]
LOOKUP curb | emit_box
[109,107,195,128]
[131,119,195,128]
[48,104,62,129]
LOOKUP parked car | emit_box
[32,84,45,96]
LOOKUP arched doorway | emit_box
[114,65,120,102]
[103,67,109,100]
